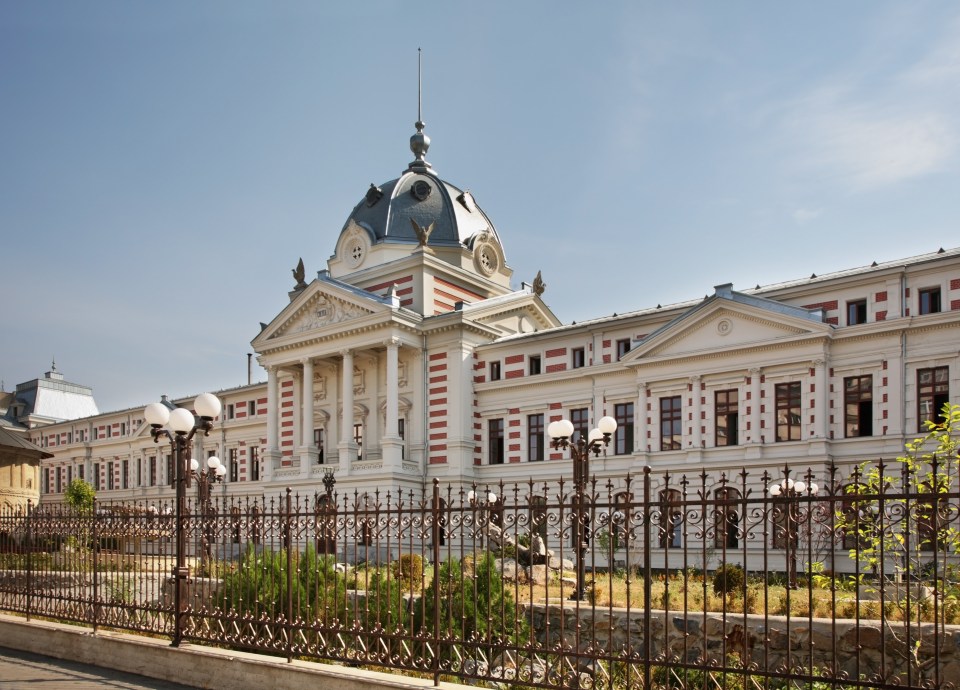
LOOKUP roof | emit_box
[0,425,53,458]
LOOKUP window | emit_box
[488,419,505,465]
[93,462,101,491]
[489,361,501,381]
[918,367,949,428]
[399,418,406,460]
[571,407,589,442]
[67,466,72,485]
[108,462,115,490]
[55,468,62,493]
[529,355,541,375]
[226,404,235,420]
[847,299,867,325]
[314,428,325,463]
[715,389,739,446]
[616,338,631,360]
[228,448,238,482]
[572,347,586,369]
[844,375,873,437]
[93,428,99,441]
[919,287,942,315]
[66,432,72,444]
[250,446,260,481]
[660,396,682,450]
[79,464,84,481]
[614,403,634,454]
[353,423,364,460]
[248,400,257,416]
[120,422,126,436]
[659,489,683,548]
[149,456,156,487]
[528,414,544,461]
[775,382,802,442]
[122,460,129,489]
[166,453,174,485]
[714,487,741,549]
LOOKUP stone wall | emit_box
[525,603,960,686]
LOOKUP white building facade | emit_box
[28,122,960,519]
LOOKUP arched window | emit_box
[714,487,741,549]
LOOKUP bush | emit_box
[712,563,745,597]
[392,553,424,592]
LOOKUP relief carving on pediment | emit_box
[279,295,370,336]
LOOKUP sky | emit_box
[2,2,960,414]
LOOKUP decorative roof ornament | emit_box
[408,48,433,173]
[292,258,307,290]
[532,271,546,297]
[411,218,436,253]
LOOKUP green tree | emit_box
[64,478,95,515]
[838,402,960,677]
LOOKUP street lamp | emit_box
[144,392,222,647]
[548,415,618,600]
[467,488,499,551]
[191,454,226,563]
[768,476,819,589]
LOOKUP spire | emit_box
[408,47,433,172]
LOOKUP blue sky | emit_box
[2,2,959,414]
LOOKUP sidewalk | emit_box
[0,646,202,690]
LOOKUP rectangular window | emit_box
[226,404,235,420]
[149,456,156,487]
[715,389,739,446]
[136,459,141,487]
[616,338,631,360]
[918,367,949,428]
[93,428,99,440]
[844,375,873,437]
[166,453,174,485]
[571,407,589,442]
[107,462,115,490]
[847,299,867,325]
[775,382,802,442]
[248,400,257,416]
[120,422,126,436]
[122,460,129,489]
[660,396,682,450]
[94,462,101,491]
[354,423,364,460]
[250,446,260,481]
[615,403,635,455]
[79,464,84,480]
[572,347,586,369]
[489,361,501,381]
[398,418,405,460]
[488,418,505,465]
[55,468,62,493]
[228,448,238,482]
[66,432,72,444]
[528,413,545,462]
[529,355,541,375]
[314,428,325,463]
[67,466,72,485]
[919,287,942,315]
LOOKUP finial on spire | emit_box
[408,47,433,172]
[51,357,57,372]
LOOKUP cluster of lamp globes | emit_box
[768,477,819,496]
[547,416,618,448]
[143,393,227,479]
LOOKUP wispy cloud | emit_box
[776,11,960,193]
[792,207,822,224]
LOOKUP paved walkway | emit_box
[0,646,201,689]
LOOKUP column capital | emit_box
[384,337,401,349]
[339,349,352,358]
[300,356,314,366]
[811,358,826,368]
[748,367,762,376]
[689,375,702,384]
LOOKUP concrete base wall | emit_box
[0,614,463,690]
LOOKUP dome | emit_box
[337,121,504,253]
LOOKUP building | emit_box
[26,119,960,523]
[1,362,99,433]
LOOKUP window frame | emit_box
[917,366,949,428]
[527,413,545,462]
[489,361,501,381]
[919,287,942,315]
[847,299,867,325]
[714,389,739,446]
[616,338,631,360]
[614,402,635,455]
[572,347,586,369]
[843,375,873,438]
[660,395,682,451]
[775,382,802,442]
[488,418,505,465]
[529,355,542,376]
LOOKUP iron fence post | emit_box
[25,499,32,622]
[643,466,651,690]
[432,478,441,686]
[285,488,293,664]
[92,496,99,632]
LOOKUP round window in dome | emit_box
[345,237,366,268]
[411,180,432,201]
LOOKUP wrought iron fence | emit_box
[1,463,958,690]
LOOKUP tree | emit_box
[839,402,960,678]
[64,479,95,515]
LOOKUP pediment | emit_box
[624,299,831,363]
[254,281,390,347]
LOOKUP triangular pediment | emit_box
[253,279,392,348]
[623,294,831,363]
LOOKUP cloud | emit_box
[792,207,822,224]
[776,11,960,193]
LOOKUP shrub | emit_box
[713,563,745,597]
[392,553,424,592]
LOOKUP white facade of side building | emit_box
[27,126,960,563]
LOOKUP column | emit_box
[264,365,280,479]
[749,368,762,443]
[382,338,403,468]
[338,349,357,469]
[813,359,828,439]
[637,382,649,453]
[690,376,702,448]
[300,357,319,474]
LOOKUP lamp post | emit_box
[768,476,819,589]
[548,415,618,600]
[192,454,226,563]
[144,392,222,647]
[467,487,499,550]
